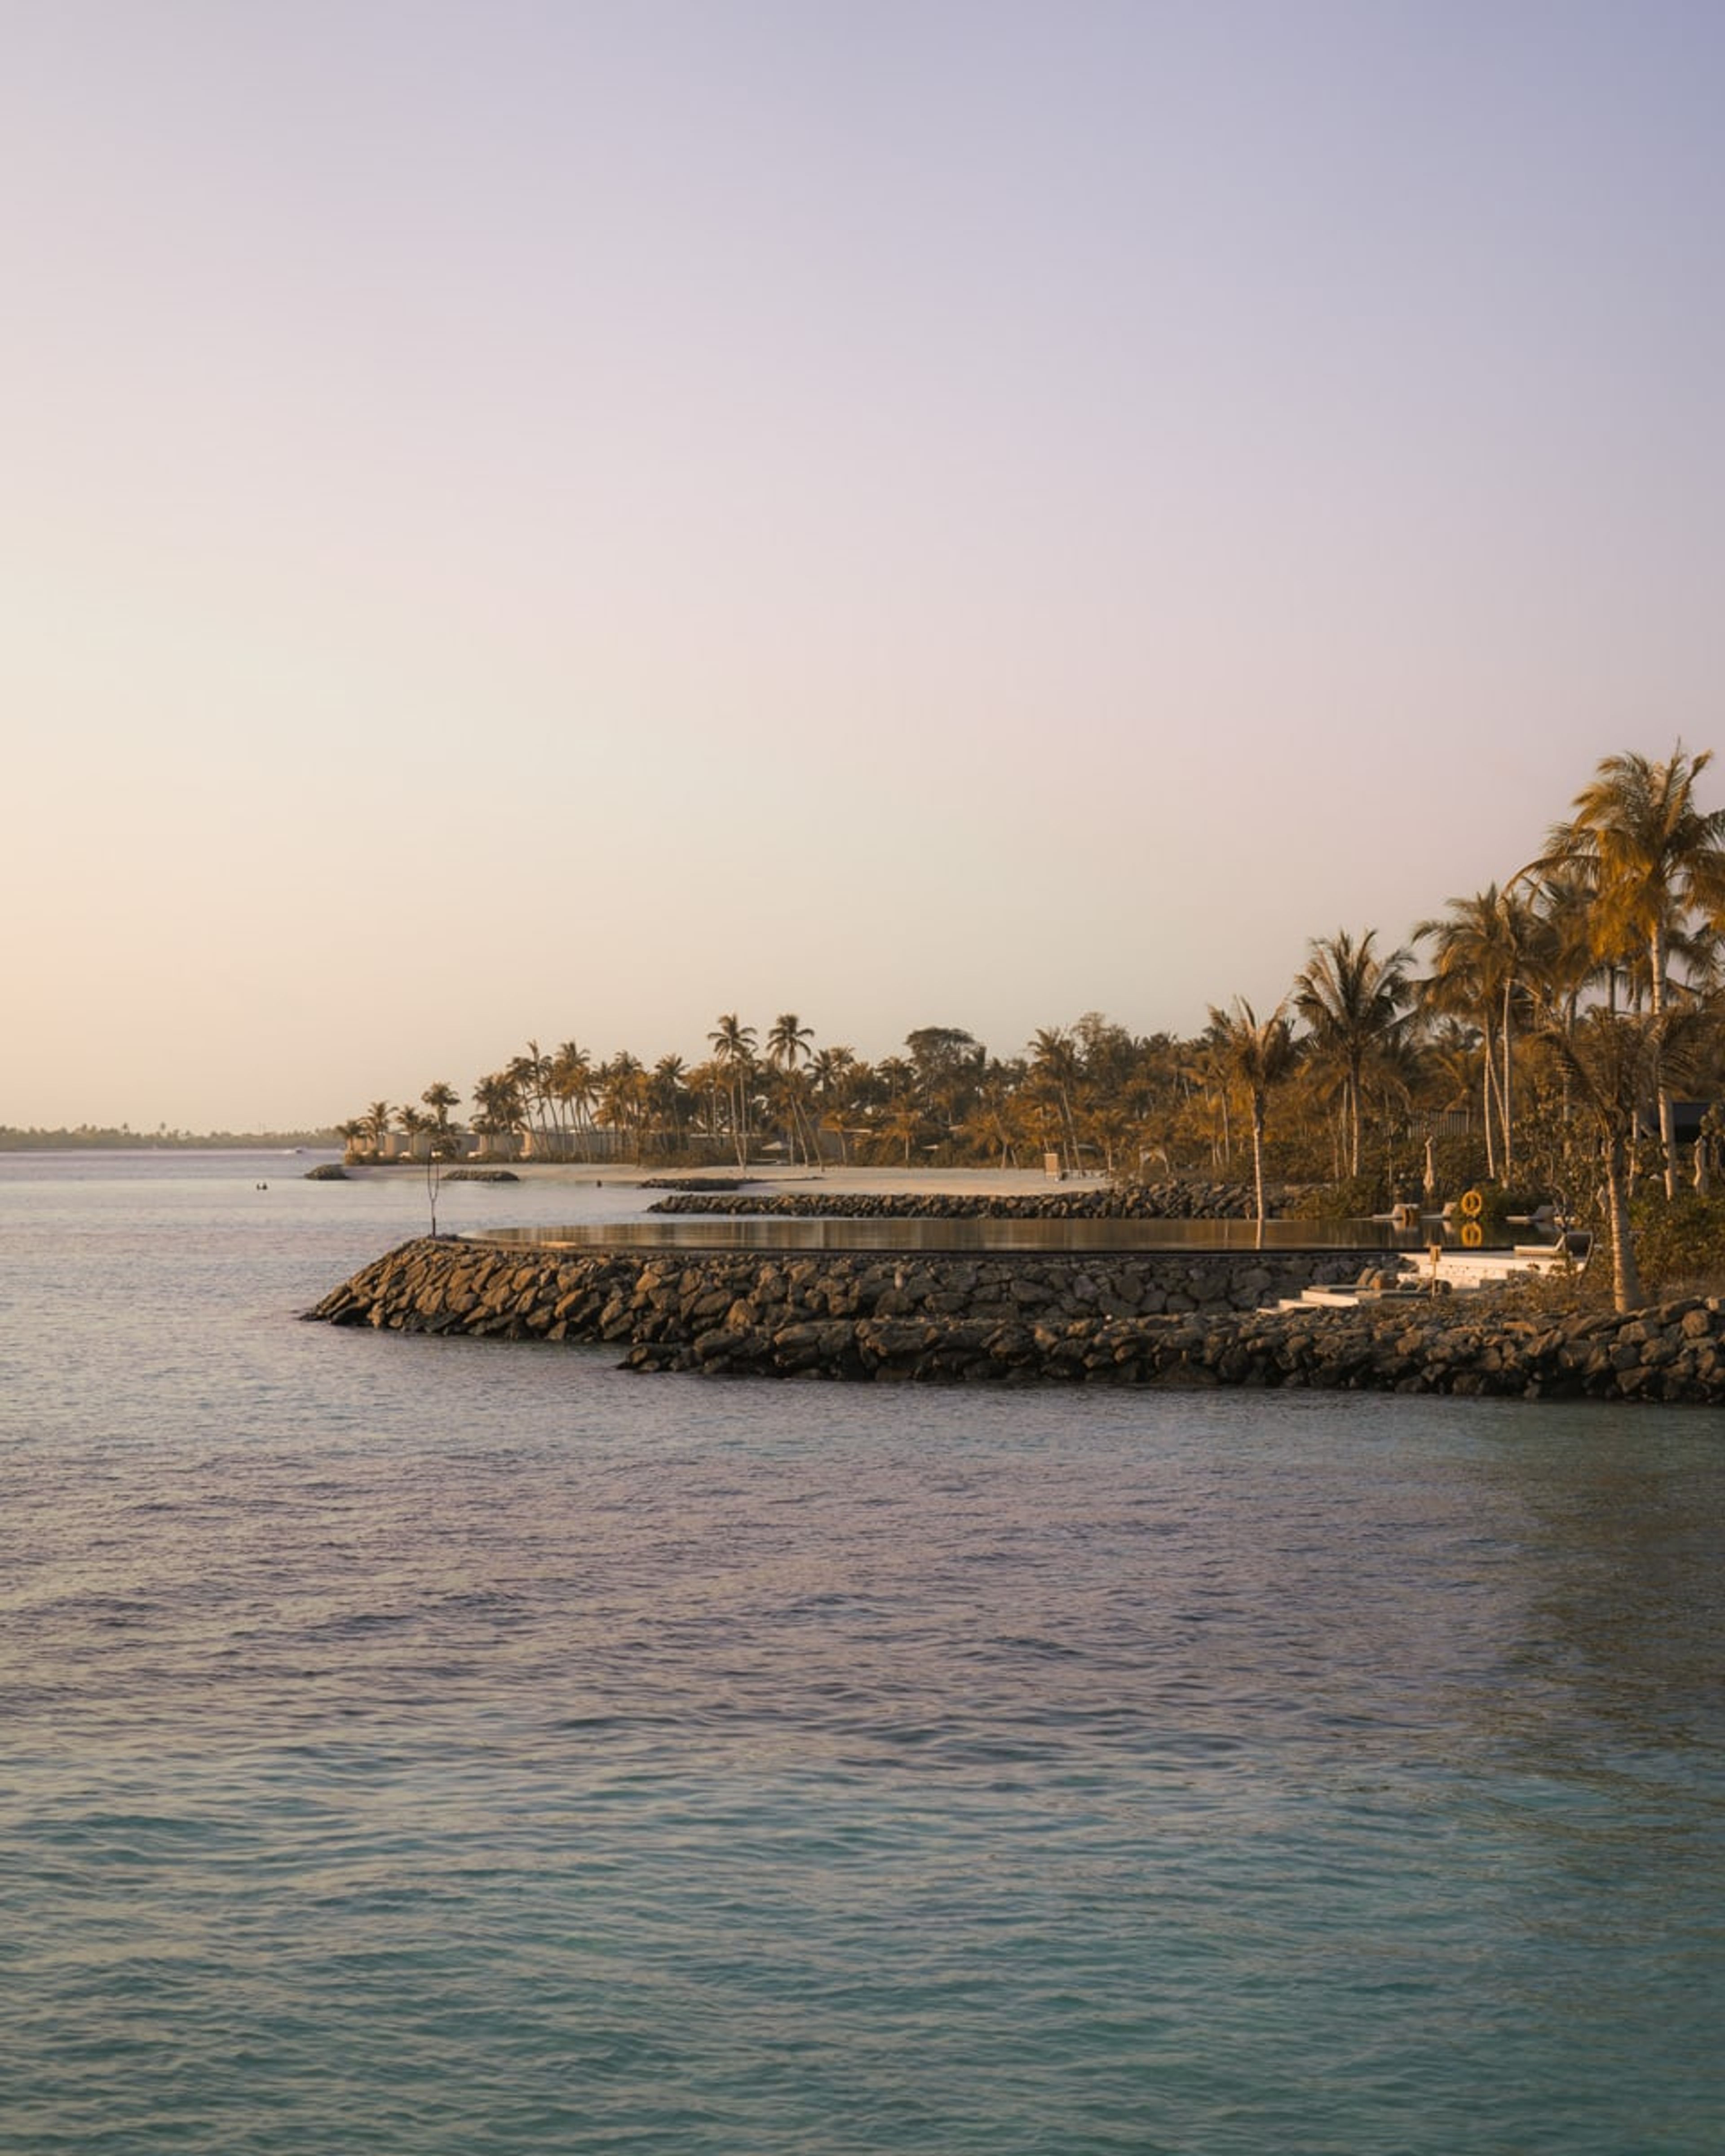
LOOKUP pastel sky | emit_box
[6,0,1723,1130]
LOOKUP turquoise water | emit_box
[2,1156,1722,2153]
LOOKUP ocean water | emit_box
[2,1154,1722,2155]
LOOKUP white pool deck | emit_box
[1277,1241,1589,1311]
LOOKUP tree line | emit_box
[341,746,1725,1308]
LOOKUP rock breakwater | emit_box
[648,1181,1265,1221]
[303,1238,1725,1402]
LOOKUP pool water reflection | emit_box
[478,1216,1554,1255]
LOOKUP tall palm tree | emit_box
[549,1042,596,1154]
[1414,884,1539,1179]
[420,1080,459,1126]
[1525,871,1601,1034]
[471,1072,524,1161]
[1539,1008,1713,1312]
[507,1044,557,1160]
[766,1013,814,1071]
[649,1054,688,1156]
[599,1052,647,1162]
[1183,1033,1234,1171]
[682,1056,729,1150]
[867,1057,924,1165]
[1421,1017,1483,1116]
[810,1044,857,1165]
[708,1014,758,1167]
[1292,929,1412,1179]
[959,1069,1020,1169]
[420,1081,462,1157]
[1028,1026,1084,1172]
[1536,744,1725,1195]
[880,1092,925,1166]
[1207,998,1297,1244]
[766,1013,817,1162]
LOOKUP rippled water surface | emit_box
[3,1155,1722,2153]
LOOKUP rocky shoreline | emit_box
[648,1181,1267,1220]
[303,1237,1725,1404]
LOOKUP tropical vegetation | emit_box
[338,745,1725,1311]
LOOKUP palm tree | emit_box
[810,1044,857,1165]
[1293,929,1412,1180]
[766,1013,814,1071]
[864,1057,924,1165]
[420,1079,459,1125]
[649,1054,688,1156]
[1539,1009,1713,1312]
[549,1042,597,1158]
[682,1056,728,1150]
[1525,871,1601,1034]
[765,1014,816,1162]
[506,1042,560,1160]
[958,1069,1020,1168]
[420,1081,461,1158]
[880,1093,925,1166]
[599,1051,647,1161]
[708,1014,758,1167]
[364,1100,393,1160]
[1028,1026,1084,1172]
[1414,885,1539,1180]
[471,1072,524,1161]
[1208,998,1297,1245]
[1182,1033,1234,1171]
[1536,744,1725,1195]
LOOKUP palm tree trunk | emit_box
[1500,981,1514,1182]
[1250,1096,1267,1250]
[1603,1132,1643,1312]
[1649,924,1677,1199]
[1060,1086,1082,1175]
[1348,1062,1363,1179]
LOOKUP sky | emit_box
[5,0,1724,1130]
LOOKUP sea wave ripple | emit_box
[2,1163,1723,2152]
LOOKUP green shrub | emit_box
[1285,1172,1391,1221]
[1628,1191,1725,1295]
[1459,1183,1552,1239]
[1423,1133,1491,1198]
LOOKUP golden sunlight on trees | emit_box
[337,744,1725,1310]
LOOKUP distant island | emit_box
[0,1126,341,1152]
